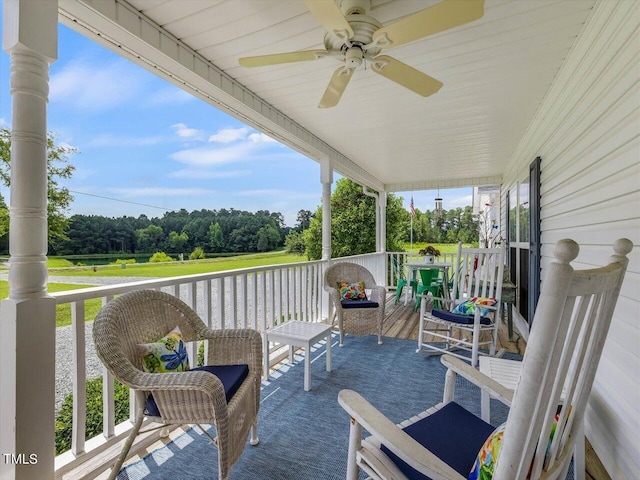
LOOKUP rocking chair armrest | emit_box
[201,328,263,370]
[338,389,466,480]
[417,293,453,309]
[440,355,513,407]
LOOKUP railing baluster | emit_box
[239,274,247,328]
[216,277,225,330]
[251,272,258,330]
[102,296,115,439]
[187,282,198,364]
[284,268,290,322]
[269,269,275,329]
[259,270,266,330]
[230,276,237,329]
[276,268,282,327]
[71,301,86,455]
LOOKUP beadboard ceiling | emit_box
[62,0,597,192]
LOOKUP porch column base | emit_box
[0,297,56,480]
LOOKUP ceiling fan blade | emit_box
[319,67,355,109]
[371,55,443,97]
[303,0,354,40]
[373,0,484,49]
[239,50,328,67]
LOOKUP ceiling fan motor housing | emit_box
[345,47,363,68]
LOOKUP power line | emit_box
[68,190,172,212]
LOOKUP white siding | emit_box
[500,1,640,478]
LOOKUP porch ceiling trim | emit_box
[388,175,503,193]
[58,0,385,191]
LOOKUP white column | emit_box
[1,1,58,479]
[379,191,387,253]
[362,187,380,252]
[320,158,332,261]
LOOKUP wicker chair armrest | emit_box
[128,369,227,400]
[200,328,262,371]
[326,287,342,309]
[368,285,386,304]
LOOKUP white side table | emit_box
[264,321,333,391]
[479,356,584,480]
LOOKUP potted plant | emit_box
[418,245,441,264]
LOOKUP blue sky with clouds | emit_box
[0,20,471,227]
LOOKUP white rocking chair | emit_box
[417,244,505,367]
[339,238,632,480]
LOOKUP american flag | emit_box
[410,197,415,217]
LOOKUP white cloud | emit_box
[50,59,145,111]
[169,169,250,179]
[208,127,249,143]
[145,87,194,107]
[107,187,214,198]
[238,189,320,200]
[170,143,255,167]
[0,118,8,127]
[448,194,473,208]
[248,132,276,143]
[86,134,168,147]
[171,123,204,140]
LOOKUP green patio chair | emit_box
[414,268,442,311]
[391,257,409,304]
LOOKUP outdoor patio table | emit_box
[405,261,453,306]
[264,320,332,391]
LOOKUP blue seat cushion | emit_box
[145,364,249,417]
[380,402,496,480]
[432,309,491,325]
[341,299,379,309]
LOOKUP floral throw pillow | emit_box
[137,326,190,373]
[468,409,569,480]
[453,297,497,316]
[337,281,367,301]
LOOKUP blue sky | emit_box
[0,20,471,227]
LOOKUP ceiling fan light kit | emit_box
[239,0,485,108]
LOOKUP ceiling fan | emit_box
[239,0,484,108]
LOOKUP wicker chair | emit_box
[92,290,262,480]
[324,262,386,346]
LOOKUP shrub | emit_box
[189,247,205,260]
[149,252,173,263]
[112,258,136,265]
[55,377,129,455]
[197,341,205,367]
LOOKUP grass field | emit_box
[48,251,308,277]
[401,243,472,254]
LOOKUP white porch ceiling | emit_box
[59,0,596,192]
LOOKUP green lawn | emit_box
[48,251,308,277]
[0,281,100,327]
[401,243,472,254]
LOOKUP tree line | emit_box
[48,209,287,256]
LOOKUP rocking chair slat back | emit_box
[495,239,632,479]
